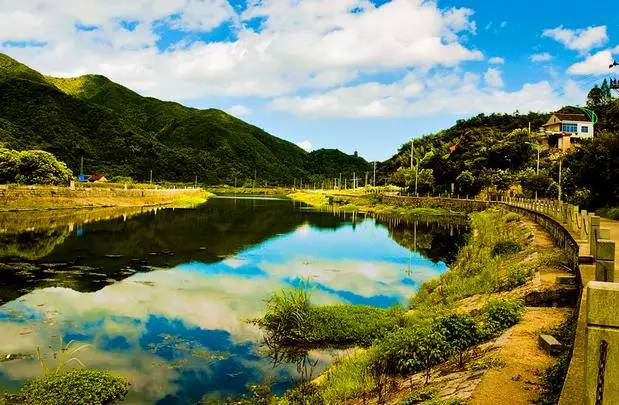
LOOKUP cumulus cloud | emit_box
[543,25,608,53]
[225,104,253,116]
[269,70,585,118]
[488,57,505,64]
[484,67,504,88]
[0,0,482,101]
[296,140,313,151]
[567,50,614,75]
[530,52,552,62]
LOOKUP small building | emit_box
[87,175,108,183]
[77,174,90,182]
[542,113,594,152]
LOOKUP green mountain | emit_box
[0,53,369,184]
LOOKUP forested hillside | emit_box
[0,53,368,184]
[380,96,619,211]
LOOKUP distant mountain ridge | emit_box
[0,53,369,184]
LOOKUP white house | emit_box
[542,113,594,151]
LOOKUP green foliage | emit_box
[491,241,522,257]
[7,369,129,405]
[319,350,377,403]
[455,170,475,194]
[251,284,405,348]
[279,383,324,405]
[398,386,439,404]
[0,53,368,185]
[0,147,73,185]
[435,314,482,366]
[371,324,452,380]
[0,147,18,183]
[15,150,73,185]
[597,206,619,220]
[481,299,523,335]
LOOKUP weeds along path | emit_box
[470,217,573,404]
[470,307,569,404]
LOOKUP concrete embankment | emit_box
[0,185,210,211]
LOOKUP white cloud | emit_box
[530,52,552,62]
[488,57,504,64]
[543,25,608,53]
[225,104,253,116]
[484,67,504,88]
[567,50,614,75]
[269,71,585,118]
[296,140,313,151]
[0,0,482,101]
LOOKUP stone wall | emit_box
[380,195,492,214]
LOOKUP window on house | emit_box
[581,126,589,133]
[561,123,578,132]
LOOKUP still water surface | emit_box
[0,196,468,403]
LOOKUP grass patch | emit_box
[4,369,129,405]
[250,285,406,348]
[409,207,532,310]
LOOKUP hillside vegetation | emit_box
[0,53,369,184]
[380,99,619,210]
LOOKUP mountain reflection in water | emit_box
[0,196,468,403]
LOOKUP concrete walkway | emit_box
[559,217,619,405]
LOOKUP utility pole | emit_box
[373,161,376,187]
[558,156,563,202]
[80,156,84,177]
[365,172,368,188]
[410,138,414,169]
[254,169,257,189]
[194,176,197,188]
[353,172,356,189]
[339,173,342,189]
[150,169,153,184]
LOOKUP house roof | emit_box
[87,175,106,182]
[552,113,588,122]
[542,112,591,127]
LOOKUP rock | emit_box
[104,254,123,259]
[538,334,562,355]
[511,374,522,381]
[556,275,577,286]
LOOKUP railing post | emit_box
[590,215,601,259]
[595,229,616,282]
[585,282,619,404]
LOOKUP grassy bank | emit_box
[0,185,212,211]
[288,190,460,217]
[247,206,570,404]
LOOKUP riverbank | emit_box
[0,185,212,211]
[249,198,575,404]
[288,190,462,218]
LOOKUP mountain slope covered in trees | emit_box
[380,96,619,210]
[0,53,369,184]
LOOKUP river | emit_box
[0,195,468,403]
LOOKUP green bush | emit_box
[435,314,482,366]
[372,324,452,381]
[280,382,324,405]
[491,241,522,257]
[320,350,377,403]
[0,147,19,183]
[8,369,129,405]
[482,299,523,335]
[15,150,73,185]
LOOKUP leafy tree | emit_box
[587,85,604,107]
[600,79,612,105]
[455,170,475,195]
[15,150,73,185]
[0,147,19,183]
[518,168,550,198]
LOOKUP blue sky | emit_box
[1,0,618,160]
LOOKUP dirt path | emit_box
[470,307,570,404]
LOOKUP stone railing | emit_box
[500,196,615,279]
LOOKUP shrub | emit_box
[0,148,19,183]
[372,324,452,382]
[491,241,522,257]
[496,267,533,291]
[435,314,482,366]
[280,383,324,405]
[14,150,73,185]
[482,299,523,335]
[8,369,129,405]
